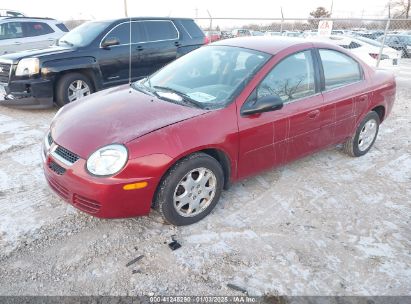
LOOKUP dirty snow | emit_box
[0,61,410,296]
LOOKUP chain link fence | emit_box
[196,18,411,67]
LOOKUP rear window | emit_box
[24,22,54,37]
[144,21,178,41]
[179,19,204,38]
[56,23,69,32]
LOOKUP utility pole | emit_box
[124,0,128,17]
[330,0,334,16]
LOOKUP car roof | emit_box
[211,36,313,55]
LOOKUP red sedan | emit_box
[43,37,396,225]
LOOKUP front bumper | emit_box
[42,140,158,218]
[0,78,54,109]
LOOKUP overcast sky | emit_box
[3,0,390,21]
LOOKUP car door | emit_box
[237,50,326,178]
[0,21,24,54]
[317,48,365,145]
[22,21,56,50]
[138,20,179,76]
[98,22,143,87]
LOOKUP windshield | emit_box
[57,21,110,47]
[137,46,271,109]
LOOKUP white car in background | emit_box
[0,17,69,55]
[311,35,401,68]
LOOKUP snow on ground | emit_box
[0,61,410,296]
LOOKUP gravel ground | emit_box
[0,61,410,296]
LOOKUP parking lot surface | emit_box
[0,61,410,296]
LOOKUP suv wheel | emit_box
[343,111,380,157]
[154,153,224,226]
[55,73,94,107]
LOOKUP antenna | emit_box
[128,17,132,93]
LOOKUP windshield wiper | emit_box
[153,85,202,108]
[59,40,74,47]
[132,80,159,98]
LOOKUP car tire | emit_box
[343,111,380,157]
[55,72,94,107]
[154,153,224,226]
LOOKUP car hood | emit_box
[0,46,75,63]
[51,85,207,159]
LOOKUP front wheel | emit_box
[55,73,94,107]
[343,111,380,157]
[154,153,224,226]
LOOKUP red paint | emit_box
[43,38,396,218]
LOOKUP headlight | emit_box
[15,58,40,76]
[86,144,128,176]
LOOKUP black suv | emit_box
[0,17,205,108]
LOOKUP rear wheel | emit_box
[343,111,380,157]
[154,153,224,226]
[55,73,94,107]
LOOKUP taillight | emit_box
[204,36,210,44]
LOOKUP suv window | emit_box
[257,50,316,103]
[131,22,146,43]
[24,22,54,37]
[144,21,178,41]
[106,22,130,45]
[56,23,69,32]
[0,22,23,40]
[179,19,204,38]
[319,49,362,90]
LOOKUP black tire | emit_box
[55,72,94,107]
[154,153,224,226]
[343,111,380,157]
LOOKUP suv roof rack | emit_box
[0,16,55,20]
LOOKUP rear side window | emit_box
[144,21,178,41]
[0,22,23,40]
[56,23,69,32]
[179,19,204,38]
[24,22,54,37]
[340,41,361,49]
[319,49,362,90]
[257,50,316,103]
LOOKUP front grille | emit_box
[47,177,70,200]
[0,63,11,83]
[48,160,66,175]
[54,145,80,164]
[72,194,101,214]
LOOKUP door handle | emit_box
[14,41,22,45]
[174,41,181,47]
[307,110,320,119]
[136,46,143,51]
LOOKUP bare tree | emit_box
[389,0,411,19]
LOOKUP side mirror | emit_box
[241,95,283,116]
[101,37,120,48]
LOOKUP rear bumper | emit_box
[0,78,54,109]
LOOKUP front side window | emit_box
[105,23,130,45]
[319,49,362,90]
[144,21,178,41]
[0,22,23,40]
[257,50,316,103]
